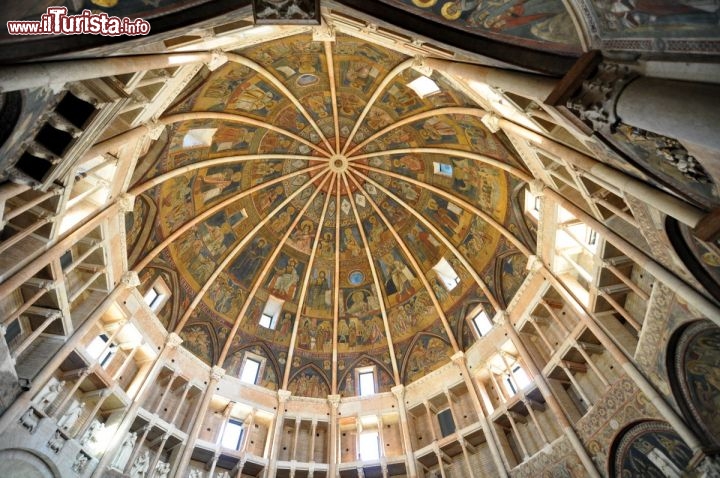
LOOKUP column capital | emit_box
[481,113,502,133]
[451,351,466,365]
[206,50,229,72]
[145,121,166,140]
[411,56,433,77]
[526,255,543,273]
[278,389,292,403]
[327,394,341,409]
[166,332,183,349]
[566,62,636,131]
[528,179,546,197]
[117,193,136,214]
[121,271,141,288]
[390,385,405,401]
[312,21,335,42]
[210,366,225,382]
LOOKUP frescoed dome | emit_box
[125,33,535,398]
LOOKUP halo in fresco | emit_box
[126,32,536,397]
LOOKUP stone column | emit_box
[174,365,225,477]
[424,58,558,102]
[540,267,706,456]
[52,367,92,418]
[0,272,136,434]
[451,352,508,478]
[495,116,708,230]
[503,318,601,477]
[90,331,182,477]
[617,76,720,152]
[328,394,340,478]
[390,386,418,478]
[543,188,720,325]
[266,389,291,478]
[75,389,111,440]
[0,52,218,93]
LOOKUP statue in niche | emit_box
[34,379,65,413]
[155,461,170,478]
[80,419,104,446]
[130,450,150,478]
[47,430,65,454]
[189,468,204,478]
[72,452,89,473]
[111,431,137,470]
[57,400,84,431]
[217,472,231,478]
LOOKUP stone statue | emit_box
[216,472,231,478]
[19,408,39,434]
[111,431,137,470]
[155,460,170,478]
[72,452,89,473]
[57,400,84,431]
[47,430,65,454]
[80,419,104,446]
[189,468,204,478]
[34,379,65,413]
[129,450,150,478]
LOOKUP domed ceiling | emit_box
[125,32,537,398]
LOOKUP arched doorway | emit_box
[0,448,58,478]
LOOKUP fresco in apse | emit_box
[610,420,692,477]
[671,320,720,447]
[125,32,535,394]
[588,0,720,39]
[377,0,582,54]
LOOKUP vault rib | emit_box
[217,172,333,366]
[350,166,503,312]
[340,58,415,156]
[226,53,335,155]
[350,147,532,182]
[345,171,460,353]
[132,164,326,272]
[281,174,337,390]
[354,163,533,257]
[332,174,341,393]
[173,168,331,334]
[160,111,331,157]
[130,153,324,195]
[340,172,401,386]
[324,41,341,154]
[346,107,487,156]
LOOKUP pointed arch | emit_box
[400,332,452,384]
[224,340,282,391]
[180,321,217,366]
[337,353,395,393]
[288,363,331,398]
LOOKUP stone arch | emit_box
[338,354,395,394]
[400,332,452,384]
[0,91,22,151]
[288,363,330,398]
[608,420,693,477]
[0,448,59,478]
[666,319,720,448]
[666,217,720,302]
[224,341,281,390]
